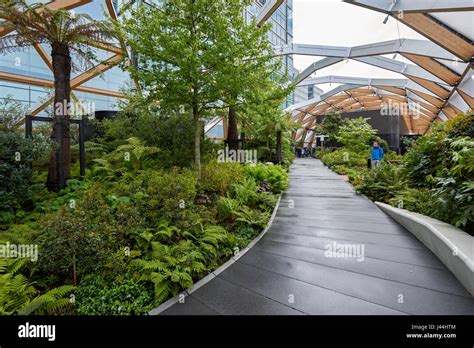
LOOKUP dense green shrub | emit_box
[320,148,367,171]
[0,132,49,215]
[430,137,473,231]
[231,177,259,207]
[401,129,445,188]
[102,111,217,169]
[36,188,129,285]
[200,161,244,195]
[335,117,377,151]
[388,188,437,217]
[244,163,288,193]
[76,274,154,315]
[133,240,208,303]
[355,164,407,202]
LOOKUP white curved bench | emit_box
[376,202,474,297]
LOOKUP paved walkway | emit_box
[160,158,474,315]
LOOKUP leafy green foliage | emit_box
[335,117,377,151]
[356,164,407,202]
[133,241,207,304]
[316,112,344,140]
[76,274,154,315]
[244,163,289,193]
[0,258,75,315]
[388,188,437,217]
[201,161,244,195]
[235,206,270,229]
[36,188,129,284]
[0,132,49,215]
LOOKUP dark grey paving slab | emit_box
[267,222,427,250]
[160,158,474,315]
[252,239,469,297]
[219,261,405,315]
[188,277,303,315]
[272,216,408,235]
[263,231,445,268]
[238,250,474,315]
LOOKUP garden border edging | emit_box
[375,202,474,296]
[148,194,283,315]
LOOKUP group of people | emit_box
[295,147,312,158]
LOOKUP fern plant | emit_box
[183,224,230,263]
[236,206,270,229]
[231,177,259,207]
[216,197,241,221]
[133,241,207,304]
[0,258,75,315]
[114,137,159,170]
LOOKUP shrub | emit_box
[321,148,367,168]
[244,163,288,193]
[430,137,473,232]
[388,188,437,217]
[36,188,129,285]
[216,196,240,222]
[110,168,198,228]
[335,117,377,151]
[200,161,244,195]
[231,177,259,207]
[401,130,445,188]
[76,274,154,315]
[356,164,407,203]
[0,132,49,215]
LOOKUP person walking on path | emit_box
[370,141,384,168]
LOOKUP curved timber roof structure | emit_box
[280,0,473,143]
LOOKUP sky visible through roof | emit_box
[292,0,426,92]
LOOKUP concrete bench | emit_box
[376,202,474,296]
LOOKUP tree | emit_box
[119,0,277,178]
[335,117,377,151]
[242,79,296,163]
[0,1,116,190]
[316,112,344,140]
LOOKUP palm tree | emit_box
[0,1,117,190]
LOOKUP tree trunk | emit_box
[276,129,282,164]
[227,106,239,153]
[193,105,201,179]
[47,43,72,191]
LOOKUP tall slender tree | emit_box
[0,1,117,190]
[242,78,297,164]
[119,0,278,178]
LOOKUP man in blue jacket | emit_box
[370,141,384,168]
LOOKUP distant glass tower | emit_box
[246,0,294,107]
